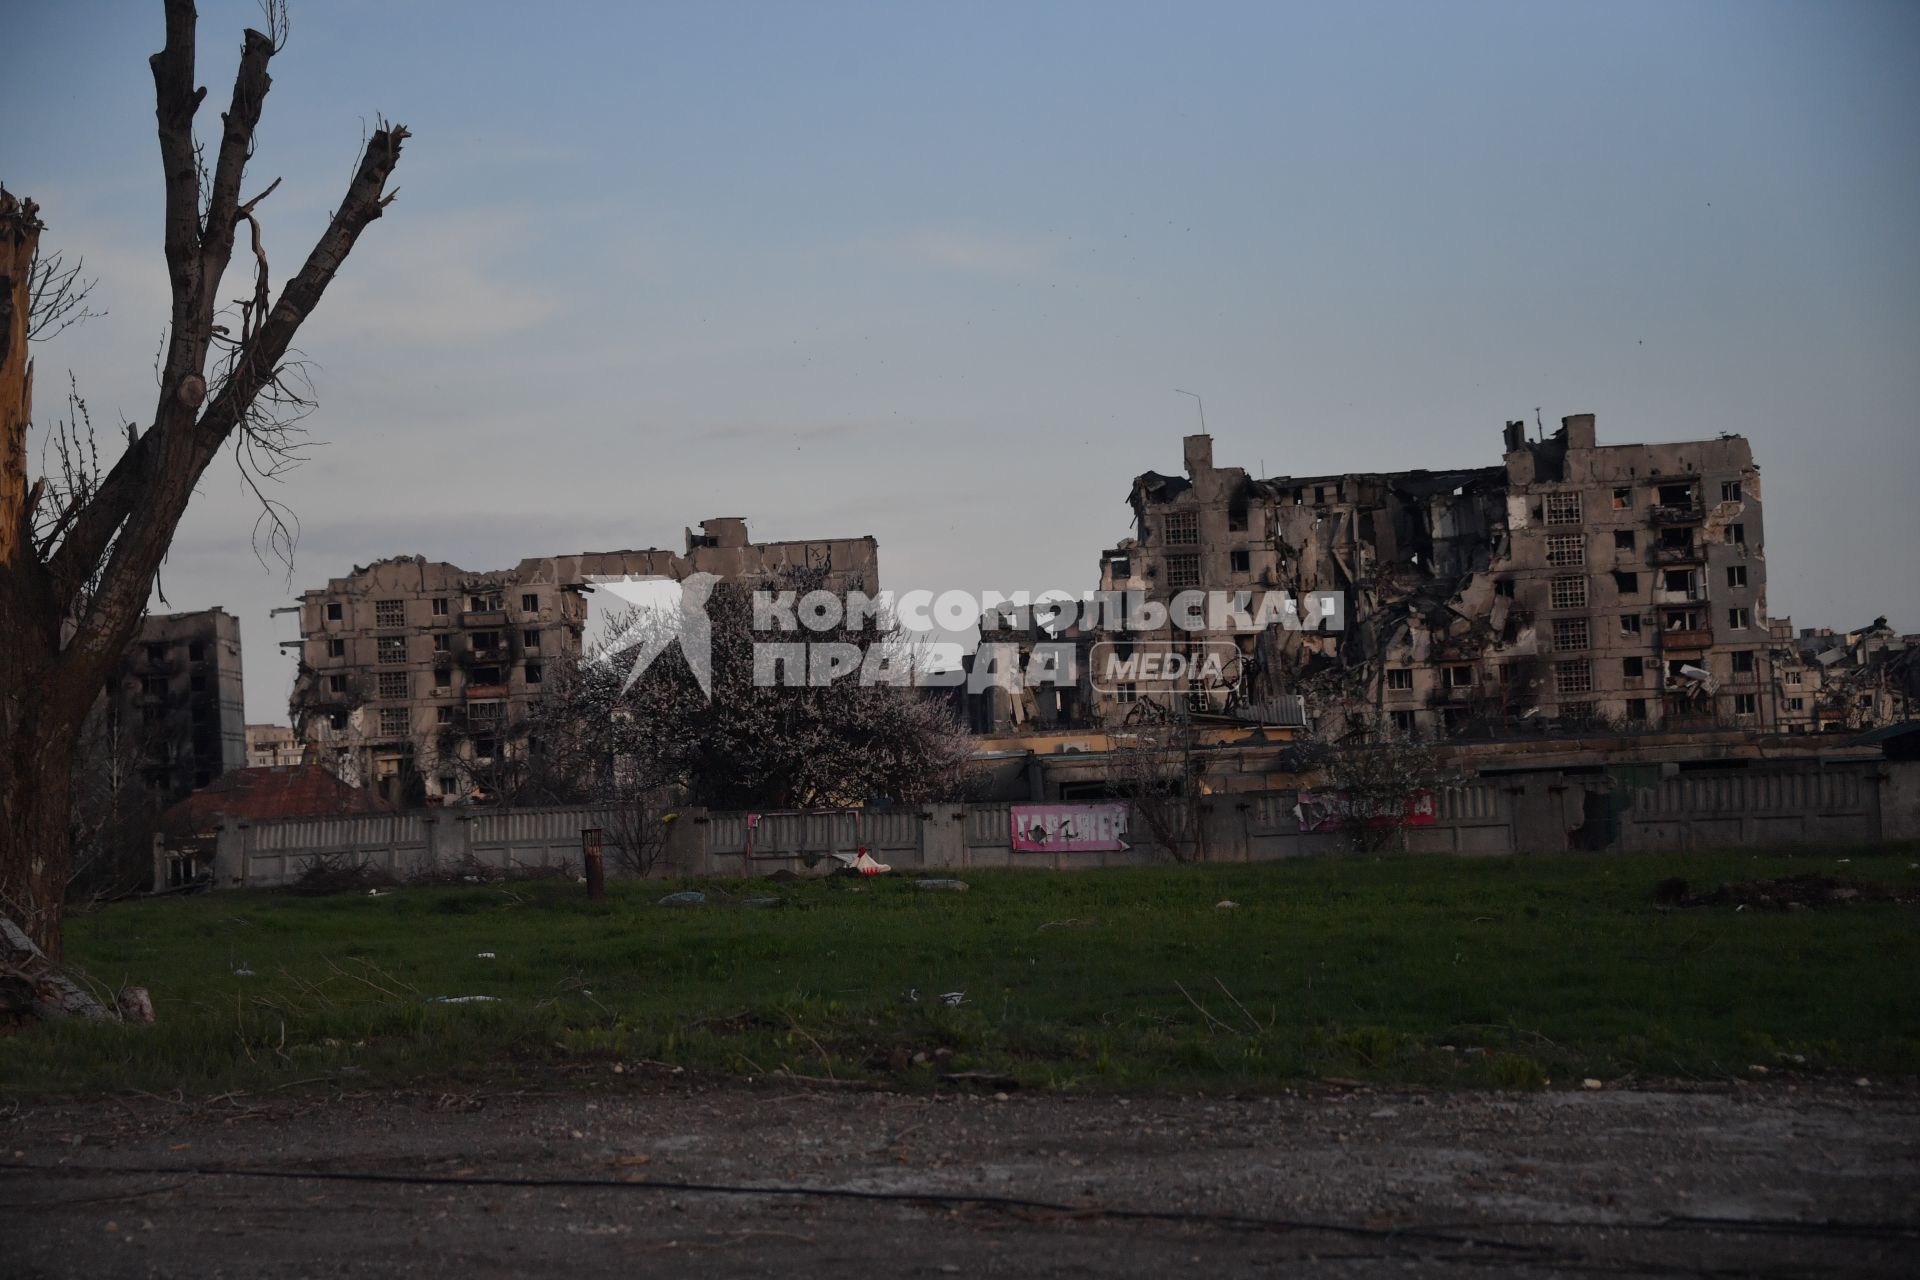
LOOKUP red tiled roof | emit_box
[161,765,385,836]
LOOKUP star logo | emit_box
[587,572,720,700]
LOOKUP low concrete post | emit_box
[582,828,605,900]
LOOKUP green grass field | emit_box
[7,846,1919,1097]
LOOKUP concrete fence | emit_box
[190,759,1920,890]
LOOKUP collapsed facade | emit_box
[288,518,878,803]
[1096,416,1797,739]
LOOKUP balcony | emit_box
[1658,627,1714,652]
[1648,503,1704,526]
[460,609,507,628]
[1648,543,1703,566]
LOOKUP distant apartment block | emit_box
[245,723,303,768]
[289,518,878,804]
[109,608,247,801]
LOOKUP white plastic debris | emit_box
[426,995,501,1004]
[939,991,966,1006]
[476,952,496,960]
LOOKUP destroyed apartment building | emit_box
[288,518,878,803]
[106,608,249,802]
[1094,415,1798,739]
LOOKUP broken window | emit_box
[327,638,346,659]
[469,666,501,686]
[1165,555,1200,588]
[1559,702,1593,725]
[1108,555,1131,578]
[1626,698,1647,721]
[1552,618,1589,651]
[1720,480,1740,502]
[521,593,539,613]
[376,636,407,665]
[1227,504,1248,532]
[469,590,503,612]
[438,774,457,794]
[437,706,454,724]
[1545,492,1581,525]
[469,701,504,724]
[1389,710,1417,735]
[1731,650,1755,674]
[377,671,408,700]
[378,707,408,737]
[1732,692,1758,716]
[1446,665,1474,688]
[1784,670,1802,686]
[1612,571,1638,593]
[473,735,497,759]
[1787,697,1805,712]
[142,674,168,697]
[525,662,543,684]
[1113,684,1137,704]
[433,633,451,652]
[328,710,347,731]
[1229,549,1250,573]
[1726,565,1747,588]
[432,597,449,616]
[1494,578,1515,599]
[1623,655,1645,679]
[1612,487,1632,510]
[1163,512,1198,545]
[1621,614,1643,637]
[189,671,207,693]
[1554,660,1592,695]
[1314,485,1330,505]
[328,674,348,694]
[1386,669,1414,690]
[187,640,206,663]
[1550,575,1587,609]
[523,629,541,650]
[433,667,451,690]
[1657,483,1694,507]
[1727,607,1750,630]
[326,602,343,621]
[471,630,501,653]
[1663,569,1697,596]
[1613,530,1635,551]
[1728,522,1746,545]
[1545,534,1584,567]
[374,599,405,627]
[1664,610,1701,632]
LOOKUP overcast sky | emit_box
[9,0,1918,722]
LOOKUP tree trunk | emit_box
[1,192,77,959]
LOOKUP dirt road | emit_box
[4,1079,1916,1276]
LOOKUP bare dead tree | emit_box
[1316,728,1454,853]
[0,1,408,964]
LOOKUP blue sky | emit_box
[8,0,1918,721]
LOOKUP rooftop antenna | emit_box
[1174,388,1206,433]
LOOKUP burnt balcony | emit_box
[1647,502,1704,526]
[1658,627,1714,652]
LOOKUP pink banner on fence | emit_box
[1010,802,1131,852]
